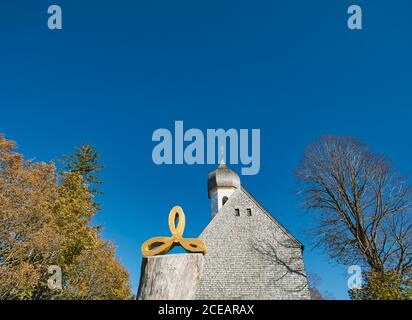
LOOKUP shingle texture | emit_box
[195,186,311,300]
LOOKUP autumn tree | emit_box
[350,269,412,300]
[296,136,412,299]
[0,134,131,299]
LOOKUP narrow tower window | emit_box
[247,208,252,216]
[222,196,228,206]
[234,208,240,216]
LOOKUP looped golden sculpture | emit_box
[141,206,207,257]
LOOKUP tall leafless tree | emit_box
[296,136,412,275]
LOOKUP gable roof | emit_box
[199,184,304,249]
[239,185,304,249]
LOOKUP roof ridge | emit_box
[240,185,304,249]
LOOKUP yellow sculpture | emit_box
[141,206,207,257]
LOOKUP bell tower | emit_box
[207,161,240,219]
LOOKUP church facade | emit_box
[195,163,311,300]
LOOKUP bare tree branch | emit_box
[296,136,412,275]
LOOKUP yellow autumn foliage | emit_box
[0,134,131,299]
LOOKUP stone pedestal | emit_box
[137,253,204,300]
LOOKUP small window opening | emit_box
[247,208,252,216]
[222,196,229,206]
[234,208,240,216]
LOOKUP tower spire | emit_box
[208,155,240,218]
[219,144,226,167]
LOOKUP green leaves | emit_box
[63,144,103,195]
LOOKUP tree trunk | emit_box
[137,253,204,300]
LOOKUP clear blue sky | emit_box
[1,0,412,300]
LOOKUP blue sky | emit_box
[1,0,412,299]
